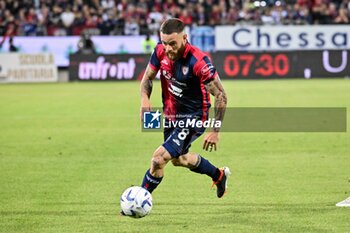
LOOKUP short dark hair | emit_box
[160,18,185,35]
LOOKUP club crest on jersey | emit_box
[162,70,173,80]
[182,66,189,75]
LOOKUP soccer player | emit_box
[140,18,230,198]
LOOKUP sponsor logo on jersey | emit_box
[168,84,183,97]
[162,70,173,80]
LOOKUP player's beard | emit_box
[166,44,185,61]
[166,51,177,60]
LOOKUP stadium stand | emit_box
[0,0,349,38]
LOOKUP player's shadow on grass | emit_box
[155,202,335,215]
[156,201,229,207]
[154,201,235,216]
[153,202,335,232]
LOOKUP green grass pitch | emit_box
[0,79,349,232]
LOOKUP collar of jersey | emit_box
[182,42,191,59]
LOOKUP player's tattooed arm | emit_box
[205,75,227,132]
[140,65,157,98]
[140,65,158,119]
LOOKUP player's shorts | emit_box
[162,123,206,158]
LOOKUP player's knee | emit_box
[171,158,182,167]
[171,156,191,167]
[179,153,199,169]
[151,150,166,169]
[151,156,162,170]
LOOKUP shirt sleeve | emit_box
[193,56,217,84]
[148,45,160,71]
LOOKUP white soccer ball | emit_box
[120,186,153,218]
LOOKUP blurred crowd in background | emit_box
[0,0,349,37]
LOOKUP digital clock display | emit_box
[223,53,290,77]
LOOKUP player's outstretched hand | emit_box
[203,132,219,152]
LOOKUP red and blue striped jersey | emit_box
[148,42,217,121]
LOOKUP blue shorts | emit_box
[162,126,205,158]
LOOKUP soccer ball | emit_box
[120,186,153,218]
